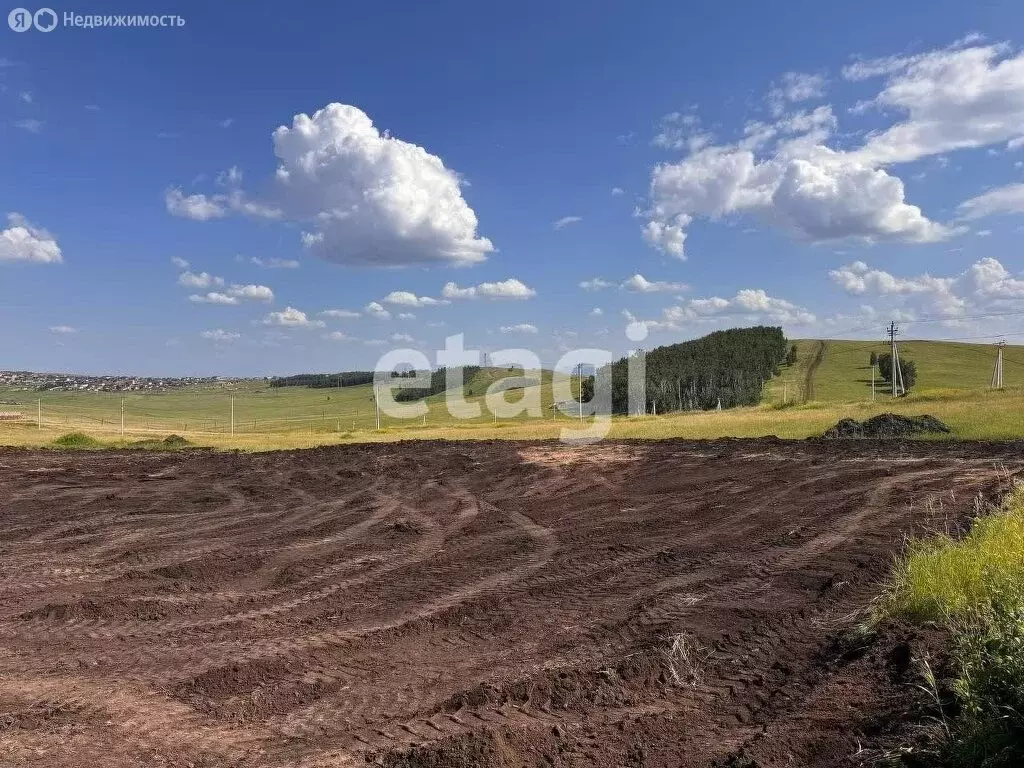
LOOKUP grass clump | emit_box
[880,486,1024,766]
[884,491,1024,623]
[52,432,103,449]
[128,434,193,449]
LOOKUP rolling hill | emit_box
[765,339,1024,404]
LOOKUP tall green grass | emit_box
[884,489,1024,623]
[881,486,1024,767]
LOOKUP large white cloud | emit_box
[647,143,954,253]
[271,104,493,267]
[847,41,1024,166]
[0,213,63,264]
[643,38,1024,257]
[169,105,493,266]
[441,278,536,300]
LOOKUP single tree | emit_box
[786,344,798,365]
[878,353,917,393]
[869,351,878,367]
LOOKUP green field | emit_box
[764,339,1024,404]
[0,368,584,441]
[2,338,1023,450]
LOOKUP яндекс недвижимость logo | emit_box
[8,7,56,31]
[8,9,184,31]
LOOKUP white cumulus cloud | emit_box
[227,283,274,302]
[441,278,536,300]
[189,292,239,305]
[165,188,227,221]
[364,301,392,320]
[829,257,1024,319]
[271,104,493,266]
[620,274,689,293]
[0,213,63,264]
[381,290,447,307]
[642,38,1024,258]
[261,306,324,328]
[628,288,816,332]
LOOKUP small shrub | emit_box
[52,432,102,449]
[946,602,1024,767]
[881,486,1024,765]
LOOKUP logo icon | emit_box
[33,7,55,31]
[8,7,32,31]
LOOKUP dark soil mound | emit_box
[824,413,952,439]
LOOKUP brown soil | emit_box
[1,438,1020,767]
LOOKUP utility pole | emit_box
[374,385,381,430]
[577,363,584,423]
[887,322,906,397]
[871,364,875,402]
[37,399,41,431]
[230,397,235,436]
[991,340,1006,389]
[120,398,125,438]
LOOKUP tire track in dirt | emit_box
[1,440,1020,768]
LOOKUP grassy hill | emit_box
[766,339,1024,404]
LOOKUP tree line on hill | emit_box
[270,372,377,389]
[392,367,482,402]
[602,326,789,414]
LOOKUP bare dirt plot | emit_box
[0,439,1020,767]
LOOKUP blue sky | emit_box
[2,0,1024,375]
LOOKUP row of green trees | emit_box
[392,366,482,402]
[270,372,376,389]
[604,326,789,414]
